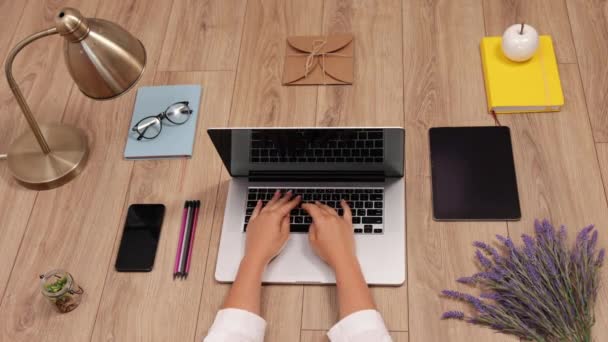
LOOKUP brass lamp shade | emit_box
[3,8,146,189]
[56,8,146,99]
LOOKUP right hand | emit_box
[302,200,356,269]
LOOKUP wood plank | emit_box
[90,71,234,341]
[303,0,408,331]
[501,65,608,340]
[228,0,323,127]
[300,329,408,342]
[194,1,323,341]
[0,0,26,62]
[158,0,247,71]
[482,0,576,63]
[402,1,515,341]
[194,170,233,341]
[599,144,608,200]
[0,0,173,340]
[315,0,404,127]
[0,0,98,305]
[566,0,608,141]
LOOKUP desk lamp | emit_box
[1,8,146,189]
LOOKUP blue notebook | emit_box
[124,85,202,159]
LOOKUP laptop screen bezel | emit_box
[207,127,405,180]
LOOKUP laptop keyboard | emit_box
[249,129,384,164]
[244,187,384,234]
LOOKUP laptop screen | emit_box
[207,128,404,178]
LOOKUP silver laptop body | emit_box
[208,128,406,285]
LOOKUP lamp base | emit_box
[7,124,88,190]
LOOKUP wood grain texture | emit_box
[194,1,323,341]
[315,0,404,127]
[90,71,234,342]
[2,0,608,341]
[159,0,247,71]
[0,0,172,340]
[403,1,514,341]
[194,171,233,341]
[0,0,26,63]
[228,0,323,127]
[0,0,98,306]
[599,144,608,201]
[300,329,409,342]
[0,0,30,302]
[482,0,576,63]
[303,0,408,331]
[566,0,608,141]
[501,65,608,340]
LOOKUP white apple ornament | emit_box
[501,23,539,62]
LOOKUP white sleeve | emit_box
[327,310,392,342]
[203,308,267,342]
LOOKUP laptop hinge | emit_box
[248,171,385,183]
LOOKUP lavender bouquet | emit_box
[441,220,605,341]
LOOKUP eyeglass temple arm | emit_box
[5,27,59,154]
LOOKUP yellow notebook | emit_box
[480,36,564,114]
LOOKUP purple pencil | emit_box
[173,201,189,278]
[185,201,201,277]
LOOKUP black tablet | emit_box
[429,127,521,220]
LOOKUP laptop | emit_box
[208,128,406,285]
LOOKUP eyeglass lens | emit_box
[134,117,162,139]
[164,102,192,125]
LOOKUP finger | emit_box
[302,203,325,220]
[278,195,301,215]
[250,200,263,220]
[275,190,293,206]
[266,189,281,207]
[316,201,337,216]
[340,199,352,222]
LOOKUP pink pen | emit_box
[185,201,201,277]
[173,202,188,278]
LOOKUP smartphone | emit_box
[115,204,165,272]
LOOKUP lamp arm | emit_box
[5,27,59,154]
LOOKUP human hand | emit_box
[302,200,356,270]
[244,190,301,267]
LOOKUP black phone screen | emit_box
[115,204,165,272]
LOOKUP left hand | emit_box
[244,190,301,266]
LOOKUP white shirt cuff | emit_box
[327,309,390,342]
[204,308,267,342]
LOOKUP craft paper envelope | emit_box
[282,33,354,85]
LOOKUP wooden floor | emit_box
[1,0,607,341]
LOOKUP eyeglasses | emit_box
[131,101,193,140]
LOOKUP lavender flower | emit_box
[441,221,604,341]
[589,230,598,254]
[496,234,515,250]
[479,292,501,301]
[457,276,477,285]
[473,241,502,263]
[576,225,594,246]
[474,271,502,282]
[441,311,465,320]
[475,249,493,269]
[558,225,567,242]
[522,234,536,258]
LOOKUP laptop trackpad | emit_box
[263,234,335,283]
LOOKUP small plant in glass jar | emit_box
[40,269,83,313]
